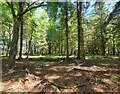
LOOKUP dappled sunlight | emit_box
[104,73,110,76]
[16,61,24,64]
[101,78,115,85]
[61,88,80,92]
[1,58,119,92]
[78,65,108,72]
[1,73,43,92]
[49,66,69,72]
[34,71,42,75]
[64,77,71,80]
[44,74,60,81]
[1,0,120,92]
[35,67,42,71]
[0,83,4,92]
[92,84,105,92]
[74,72,82,77]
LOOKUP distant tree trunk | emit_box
[101,38,106,55]
[26,40,28,54]
[26,40,31,59]
[65,2,69,59]
[34,44,36,54]
[60,44,63,55]
[70,48,73,55]
[77,2,80,59]
[48,42,51,54]
[77,2,85,61]
[30,43,33,55]
[112,36,115,55]
[100,30,106,56]
[26,31,33,59]
[18,16,23,59]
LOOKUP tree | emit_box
[6,1,45,67]
[65,2,69,59]
[77,2,85,61]
[18,13,23,59]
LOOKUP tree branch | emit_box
[6,0,16,18]
[25,1,36,12]
[21,2,45,15]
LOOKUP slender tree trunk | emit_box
[65,2,69,59]
[100,30,106,56]
[48,42,51,54]
[26,40,27,54]
[30,43,33,55]
[77,2,85,61]
[77,2,80,59]
[112,36,115,55]
[26,40,31,58]
[18,16,23,59]
[60,43,63,55]
[34,44,36,54]
[26,31,33,58]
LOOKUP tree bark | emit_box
[6,1,44,68]
[18,16,23,59]
[100,30,106,56]
[112,36,115,55]
[48,42,51,54]
[77,2,80,59]
[65,2,69,59]
[77,2,85,61]
[26,31,33,59]
[8,17,21,67]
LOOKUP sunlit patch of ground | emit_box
[1,59,120,92]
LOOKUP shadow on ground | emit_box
[1,58,120,92]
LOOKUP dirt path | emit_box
[1,59,120,93]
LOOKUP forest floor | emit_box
[0,56,120,93]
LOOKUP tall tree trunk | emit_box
[77,2,85,61]
[65,2,69,59]
[7,2,25,68]
[18,16,23,59]
[77,2,80,59]
[6,22,11,57]
[8,17,20,67]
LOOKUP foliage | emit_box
[1,1,120,59]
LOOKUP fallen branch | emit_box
[47,80,89,89]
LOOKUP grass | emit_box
[110,75,118,82]
[85,54,119,60]
[22,54,119,60]
[29,55,66,59]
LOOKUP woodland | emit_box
[0,0,120,93]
